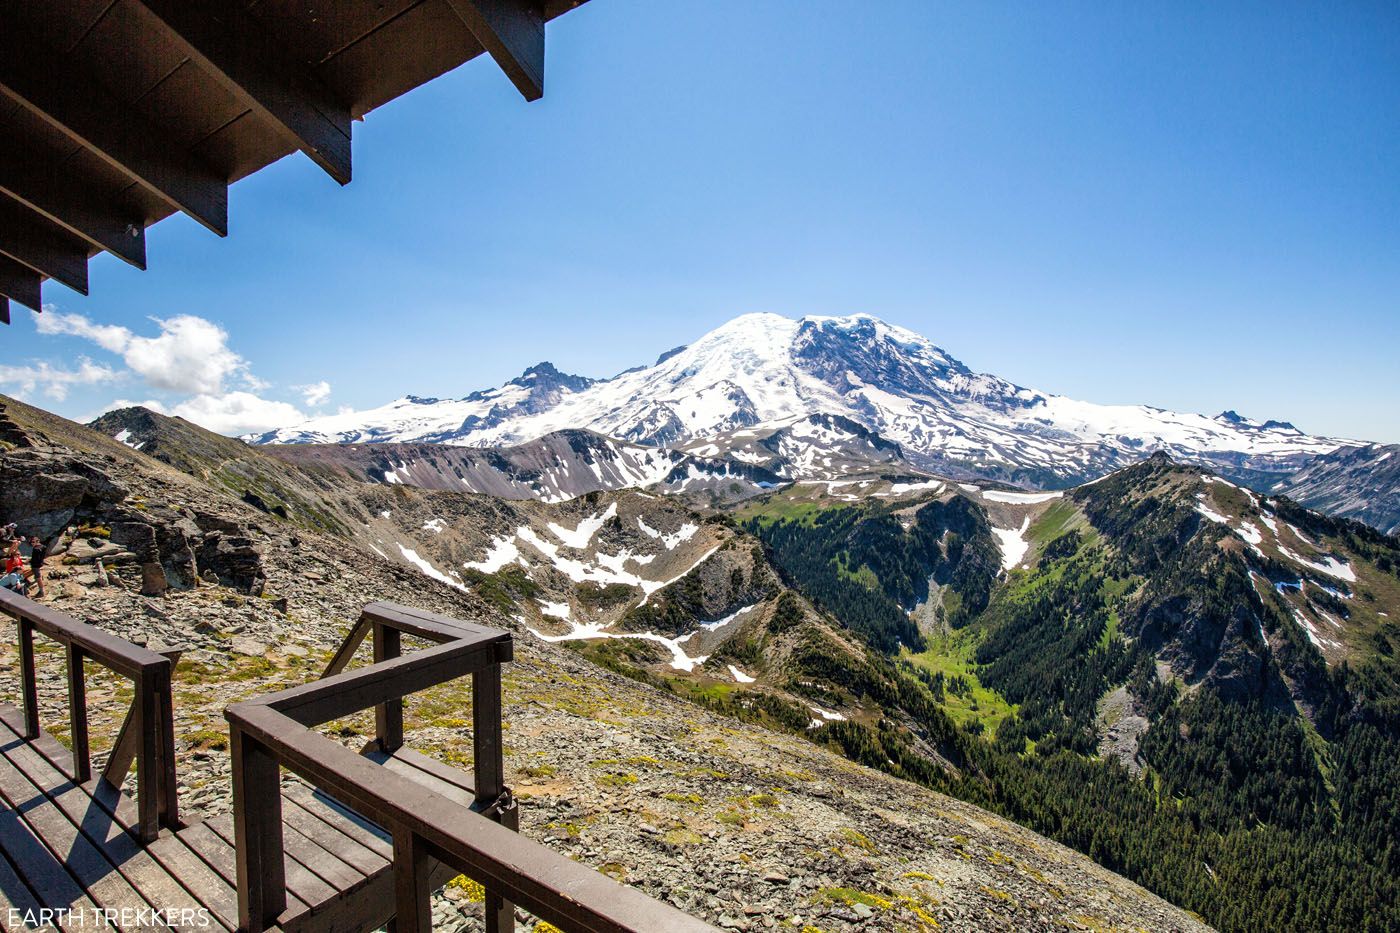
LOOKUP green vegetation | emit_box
[902,633,1016,735]
[743,494,999,651]
[748,458,1400,932]
[459,565,540,613]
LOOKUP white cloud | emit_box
[298,380,331,406]
[33,310,334,437]
[0,358,119,401]
[91,398,169,418]
[38,311,247,395]
[169,392,308,436]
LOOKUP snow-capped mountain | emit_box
[255,313,1348,487]
[1269,443,1400,535]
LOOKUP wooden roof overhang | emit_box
[0,0,589,325]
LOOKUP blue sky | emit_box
[4,1,1398,441]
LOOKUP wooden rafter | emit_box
[0,254,42,312]
[0,25,229,237]
[0,193,89,295]
[0,0,589,323]
[448,0,547,102]
[132,0,354,186]
[0,146,147,270]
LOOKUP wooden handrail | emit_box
[0,587,179,841]
[227,601,718,933]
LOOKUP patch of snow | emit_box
[728,665,756,684]
[884,479,946,496]
[397,544,468,592]
[1287,524,1316,546]
[958,483,981,492]
[527,622,709,672]
[1278,547,1356,582]
[464,536,524,573]
[548,502,617,549]
[981,489,1062,504]
[700,604,757,632]
[380,510,392,519]
[1195,501,1232,525]
[113,428,145,450]
[807,705,847,729]
[537,600,571,620]
[637,516,699,550]
[422,518,446,534]
[1289,606,1341,651]
[991,516,1031,570]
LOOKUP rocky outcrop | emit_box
[0,441,266,597]
[0,449,129,540]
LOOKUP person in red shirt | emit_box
[3,539,22,575]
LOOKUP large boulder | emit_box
[196,531,266,595]
[0,451,126,540]
[109,521,169,596]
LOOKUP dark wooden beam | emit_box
[447,0,546,101]
[132,0,354,185]
[0,27,228,236]
[0,193,89,295]
[0,297,9,326]
[0,255,41,313]
[0,147,146,269]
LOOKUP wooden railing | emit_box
[227,601,717,933]
[0,587,179,842]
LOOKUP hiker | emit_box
[25,535,47,598]
[3,539,22,576]
[0,549,25,591]
[0,523,16,547]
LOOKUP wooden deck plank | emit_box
[280,794,386,878]
[201,812,349,913]
[0,806,111,931]
[365,746,473,807]
[0,839,47,920]
[288,785,392,860]
[0,717,213,931]
[142,834,240,933]
[390,746,476,796]
[0,708,237,933]
[282,821,366,894]
[175,822,311,914]
[0,734,149,930]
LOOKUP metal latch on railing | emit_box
[472,787,517,819]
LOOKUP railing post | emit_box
[153,661,179,830]
[473,661,515,933]
[390,826,432,933]
[230,725,286,933]
[18,617,38,739]
[66,644,90,783]
[135,670,160,842]
[374,622,403,752]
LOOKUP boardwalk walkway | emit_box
[0,591,716,933]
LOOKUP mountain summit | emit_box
[254,312,1345,487]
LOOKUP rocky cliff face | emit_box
[0,393,1209,932]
